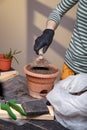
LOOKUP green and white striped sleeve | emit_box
[48,0,78,25]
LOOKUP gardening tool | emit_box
[0,99,27,120]
[31,48,49,69]
[0,82,27,120]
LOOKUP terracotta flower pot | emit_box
[0,54,4,58]
[23,63,59,99]
[0,54,12,71]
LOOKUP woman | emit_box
[34,0,87,79]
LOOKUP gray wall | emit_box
[0,0,77,76]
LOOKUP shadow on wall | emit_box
[26,0,75,63]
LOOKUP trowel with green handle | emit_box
[0,102,17,120]
[0,82,27,120]
[0,99,27,120]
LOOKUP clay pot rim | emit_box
[23,63,59,78]
[0,54,12,61]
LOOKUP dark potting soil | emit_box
[27,66,57,75]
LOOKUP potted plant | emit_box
[23,63,60,99]
[0,48,21,71]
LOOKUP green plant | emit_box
[4,48,22,64]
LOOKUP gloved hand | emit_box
[34,29,54,54]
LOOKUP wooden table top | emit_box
[0,75,69,130]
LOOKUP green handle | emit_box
[8,100,27,116]
[1,103,17,120]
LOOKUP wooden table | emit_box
[0,75,69,130]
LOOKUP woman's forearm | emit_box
[46,20,58,31]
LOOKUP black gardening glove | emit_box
[34,29,54,54]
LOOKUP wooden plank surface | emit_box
[0,119,69,130]
[0,70,19,81]
[0,75,69,130]
[0,104,54,120]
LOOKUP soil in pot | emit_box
[27,66,57,75]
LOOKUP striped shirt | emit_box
[48,0,87,73]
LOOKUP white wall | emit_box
[0,0,77,76]
[0,0,27,75]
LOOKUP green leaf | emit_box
[4,48,22,64]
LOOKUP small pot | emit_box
[0,54,4,58]
[0,54,12,71]
[23,63,59,99]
